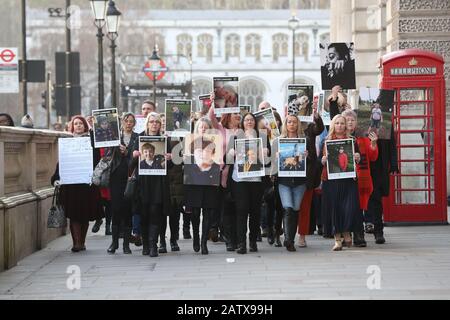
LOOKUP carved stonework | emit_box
[444,66,450,82]
[399,0,450,10]
[398,40,450,60]
[399,18,450,33]
[5,142,24,154]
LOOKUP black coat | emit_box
[370,127,398,196]
[130,132,172,216]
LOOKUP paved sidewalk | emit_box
[1,223,450,300]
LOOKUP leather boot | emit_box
[159,236,167,254]
[282,208,290,248]
[249,241,258,252]
[236,243,247,254]
[374,232,386,244]
[201,211,210,255]
[122,227,132,254]
[149,224,159,257]
[274,230,282,247]
[183,214,192,239]
[285,208,296,252]
[141,225,149,256]
[192,210,200,252]
[267,227,275,245]
[107,225,120,254]
[170,238,180,251]
[353,231,367,247]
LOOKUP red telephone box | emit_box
[380,49,447,224]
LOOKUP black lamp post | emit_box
[149,46,161,106]
[106,0,121,108]
[90,0,108,109]
[288,14,300,84]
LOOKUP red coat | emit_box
[355,137,378,210]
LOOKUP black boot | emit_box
[284,208,296,252]
[107,225,119,254]
[201,211,210,255]
[183,214,192,239]
[141,226,149,256]
[122,227,132,254]
[267,227,275,245]
[159,237,167,254]
[353,231,367,247]
[236,243,247,254]
[249,241,258,252]
[192,210,200,252]
[149,224,159,257]
[105,224,112,236]
[170,238,180,251]
[274,231,282,247]
[374,232,386,244]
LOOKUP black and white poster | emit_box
[213,76,239,115]
[287,84,314,122]
[356,87,394,140]
[183,134,222,186]
[235,138,265,179]
[165,99,192,138]
[92,108,120,148]
[278,138,307,178]
[139,136,167,176]
[320,42,356,90]
[318,91,331,126]
[325,139,356,180]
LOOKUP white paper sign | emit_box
[0,48,19,93]
[58,137,93,185]
[134,115,146,134]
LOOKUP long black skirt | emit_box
[321,178,360,235]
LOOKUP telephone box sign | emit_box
[391,67,437,76]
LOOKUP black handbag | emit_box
[124,169,137,200]
[47,186,67,228]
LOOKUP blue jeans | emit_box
[132,214,141,235]
[278,184,307,211]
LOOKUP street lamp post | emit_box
[90,0,108,109]
[106,0,121,108]
[149,46,161,106]
[288,15,299,84]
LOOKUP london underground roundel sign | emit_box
[143,59,168,81]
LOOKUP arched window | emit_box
[245,34,261,61]
[295,33,309,61]
[197,34,213,62]
[177,34,192,61]
[239,79,266,110]
[225,34,240,61]
[272,33,288,62]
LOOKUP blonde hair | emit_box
[280,115,305,138]
[145,112,162,135]
[194,117,213,134]
[327,114,350,139]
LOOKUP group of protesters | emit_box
[46,83,398,257]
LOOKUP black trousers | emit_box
[141,203,164,244]
[191,207,212,243]
[222,189,237,246]
[367,187,384,234]
[111,198,132,229]
[232,181,263,246]
[266,184,283,233]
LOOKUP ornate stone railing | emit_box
[0,126,71,271]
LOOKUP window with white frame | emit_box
[239,79,265,110]
[197,34,213,62]
[225,34,240,61]
[177,34,193,61]
[245,34,261,61]
[295,33,309,61]
[272,33,289,62]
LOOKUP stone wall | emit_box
[0,127,70,271]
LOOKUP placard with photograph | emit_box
[254,108,280,143]
[138,136,167,176]
[235,138,265,179]
[320,42,356,90]
[240,105,251,116]
[325,138,356,180]
[183,134,222,186]
[213,76,239,115]
[92,108,120,148]
[278,138,307,177]
[165,99,192,137]
[356,87,394,140]
[198,94,212,114]
[287,84,314,122]
[318,91,331,125]
[134,114,146,134]
[58,137,93,185]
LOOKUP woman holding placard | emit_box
[131,112,172,258]
[320,114,360,251]
[51,115,103,252]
